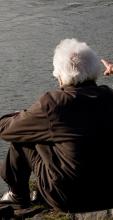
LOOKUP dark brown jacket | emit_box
[1,81,113,211]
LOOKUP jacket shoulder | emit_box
[98,85,113,97]
[40,90,62,112]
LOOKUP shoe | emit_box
[30,190,46,204]
[31,190,38,202]
[30,190,50,209]
[0,190,31,209]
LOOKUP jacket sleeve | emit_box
[0,96,51,143]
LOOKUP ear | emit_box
[70,53,79,69]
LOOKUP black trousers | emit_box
[0,143,75,211]
[0,143,41,196]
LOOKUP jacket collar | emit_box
[61,80,97,91]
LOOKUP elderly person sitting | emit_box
[0,38,113,212]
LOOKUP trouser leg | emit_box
[0,143,40,196]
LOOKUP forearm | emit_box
[0,100,50,143]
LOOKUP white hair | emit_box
[53,38,101,86]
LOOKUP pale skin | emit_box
[101,59,113,75]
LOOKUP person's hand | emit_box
[101,59,113,76]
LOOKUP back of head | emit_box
[53,38,101,86]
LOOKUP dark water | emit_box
[0,0,113,194]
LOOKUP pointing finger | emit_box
[101,59,109,68]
